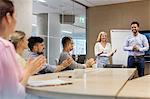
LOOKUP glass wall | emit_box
[32,0,86,65]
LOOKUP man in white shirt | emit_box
[123,21,149,77]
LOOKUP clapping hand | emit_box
[85,58,96,68]
[26,55,46,75]
[62,58,73,68]
[110,49,117,56]
[133,45,139,51]
[98,50,103,56]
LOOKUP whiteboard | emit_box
[110,30,132,66]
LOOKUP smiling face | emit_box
[67,39,74,51]
[131,23,139,36]
[34,42,45,54]
[100,32,107,42]
[18,36,28,50]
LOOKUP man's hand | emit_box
[61,58,73,68]
[55,58,73,72]
[85,58,96,68]
[133,45,139,51]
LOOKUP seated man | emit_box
[27,36,73,74]
[58,36,95,71]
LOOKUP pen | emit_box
[58,75,72,78]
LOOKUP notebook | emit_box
[28,79,72,87]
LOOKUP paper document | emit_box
[28,79,72,87]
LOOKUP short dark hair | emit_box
[28,36,44,51]
[62,36,72,48]
[131,21,139,27]
[0,0,14,23]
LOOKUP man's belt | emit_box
[129,55,144,58]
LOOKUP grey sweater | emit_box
[58,51,85,71]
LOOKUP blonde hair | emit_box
[10,30,26,49]
[96,31,107,42]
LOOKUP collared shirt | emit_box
[28,51,55,73]
[0,37,25,99]
[58,51,85,71]
[123,33,149,56]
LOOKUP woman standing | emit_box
[94,32,116,68]
[0,0,45,99]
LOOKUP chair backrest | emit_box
[55,58,59,65]
[103,64,126,68]
[72,54,86,64]
[77,55,86,64]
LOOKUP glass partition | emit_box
[32,0,86,65]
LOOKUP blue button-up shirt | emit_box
[123,33,149,56]
[28,51,56,73]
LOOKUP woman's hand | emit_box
[61,58,73,68]
[110,49,117,56]
[98,50,103,56]
[85,58,96,68]
[26,55,46,75]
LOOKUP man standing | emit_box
[123,21,149,77]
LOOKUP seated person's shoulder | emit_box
[60,51,71,59]
[58,51,71,64]
[28,51,39,59]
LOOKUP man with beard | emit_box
[28,36,73,74]
[58,36,95,71]
[123,21,149,77]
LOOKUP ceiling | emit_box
[33,0,86,39]
[75,0,140,7]
[33,0,140,39]
[33,0,86,17]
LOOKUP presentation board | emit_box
[110,30,132,66]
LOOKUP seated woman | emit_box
[10,31,28,69]
[94,31,117,68]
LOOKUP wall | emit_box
[13,0,32,36]
[87,0,150,58]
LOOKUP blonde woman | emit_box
[94,32,117,68]
[10,31,28,69]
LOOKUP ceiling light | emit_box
[62,30,72,34]
[37,0,46,3]
[32,24,37,27]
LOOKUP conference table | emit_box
[117,74,150,99]
[26,68,136,99]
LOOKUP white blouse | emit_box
[94,42,112,57]
[16,53,26,69]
